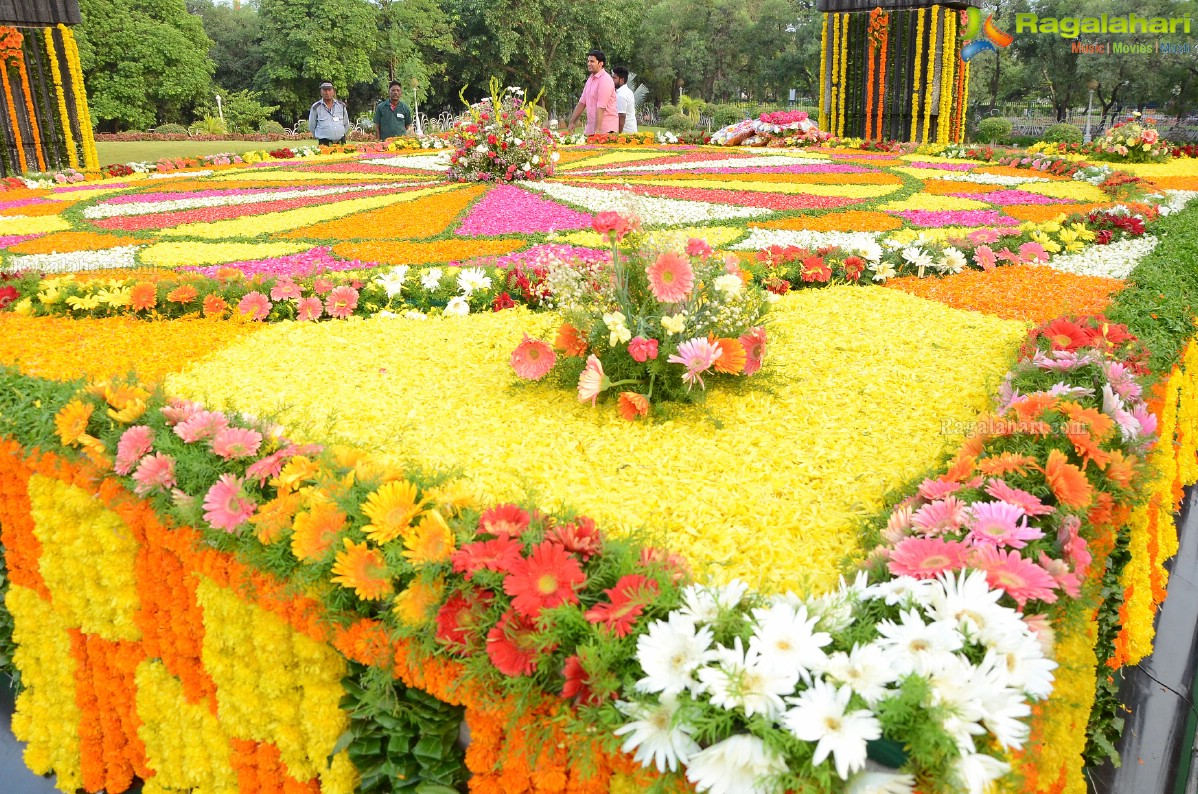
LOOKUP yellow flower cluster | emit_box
[166,288,1025,593]
[27,474,142,640]
[195,578,353,790]
[5,584,84,792]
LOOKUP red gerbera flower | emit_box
[479,503,531,537]
[584,574,659,636]
[503,540,586,617]
[800,256,831,283]
[842,256,865,281]
[451,536,524,579]
[561,654,610,705]
[1037,319,1094,351]
[486,609,552,677]
[546,516,603,560]
[435,590,494,653]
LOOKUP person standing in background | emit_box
[566,50,618,136]
[613,66,638,133]
[374,80,413,140]
[309,81,350,145]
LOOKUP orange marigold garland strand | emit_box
[876,10,889,140]
[18,56,46,171]
[2,60,27,172]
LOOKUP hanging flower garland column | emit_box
[909,7,926,141]
[18,50,46,171]
[921,5,940,144]
[830,13,841,136]
[58,24,97,172]
[43,28,78,170]
[0,27,26,173]
[837,12,850,137]
[818,15,829,131]
[866,8,889,141]
[937,8,956,144]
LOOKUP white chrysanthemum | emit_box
[845,769,917,794]
[677,581,748,626]
[869,260,896,282]
[953,752,1009,794]
[749,601,832,684]
[940,246,968,274]
[376,265,409,298]
[823,643,899,706]
[808,590,856,634]
[635,613,715,696]
[901,246,934,274]
[873,609,963,677]
[697,638,795,720]
[420,267,443,290]
[613,695,700,773]
[987,633,1057,700]
[857,240,884,262]
[867,576,938,607]
[456,266,492,296]
[782,680,881,780]
[685,734,788,794]
[443,296,470,316]
[712,273,743,296]
[923,569,1014,645]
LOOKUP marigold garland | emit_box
[911,7,926,141]
[43,28,78,170]
[818,15,829,130]
[838,12,850,138]
[2,63,27,172]
[937,9,956,144]
[58,25,98,171]
[922,6,940,144]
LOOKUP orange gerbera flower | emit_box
[393,577,444,627]
[104,382,150,423]
[203,294,228,317]
[943,453,976,482]
[1104,449,1137,489]
[362,480,425,544]
[54,399,94,445]
[249,492,302,544]
[130,282,157,311]
[1066,429,1112,470]
[290,500,347,562]
[1043,449,1093,509]
[273,455,322,494]
[166,285,199,304]
[331,539,393,600]
[1059,402,1115,441]
[402,509,456,566]
[554,323,589,357]
[1011,393,1059,423]
[78,434,112,471]
[710,337,747,375]
[617,392,649,422]
[977,452,1039,477]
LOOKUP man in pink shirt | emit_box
[566,49,618,135]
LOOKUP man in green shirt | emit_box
[374,81,414,140]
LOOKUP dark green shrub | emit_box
[975,117,1014,144]
[1043,123,1084,144]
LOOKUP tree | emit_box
[75,0,215,130]
[188,0,267,95]
[373,0,454,95]
[257,0,377,121]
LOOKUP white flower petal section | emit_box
[732,227,881,252]
[148,170,214,179]
[83,183,416,219]
[523,182,769,225]
[6,246,141,274]
[1158,189,1198,215]
[934,172,1050,186]
[1043,236,1158,279]
[372,154,452,171]
[574,154,834,174]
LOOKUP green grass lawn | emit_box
[96,139,319,166]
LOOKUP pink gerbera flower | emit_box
[132,452,176,495]
[270,278,303,301]
[577,355,608,405]
[325,285,359,319]
[174,410,230,443]
[667,336,722,389]
[1057,515,1092,576]
[739,327,767,376]
[202,473,257,532]
[237,291,272,321]
[114,425,155,476]
[161,399,202,426]
[985,479,1056,516]
[968,229,1001,244]
[918,478,962,500]
[297,296,323,321]
[966,501,1044,548]
[211,426,264,460]
[910,496,968,535]
[970,546,1058,608]
[1038,552,1081,598]
[888,536,970,579]
[973,245,997,272]
[645,251,694,303]
[686,237,713,258]
[510,334,557,380]
[313,277,335,295]
[1019,242,1049,263]
[245,448,291,485]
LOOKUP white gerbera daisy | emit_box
[845,768,916,794]
[635,613,715,696]
[953,752,1009,794]
[940,246,968,274]
[685,734,788,794]
[443,296,470,316]
[823,643,899,706]
[613,695,700,773]
[869,260,896,282]
[677,581,749,626]
[376,265,409,298]
[456,266,492,296]
[872,609,963,677]
[420,267,443,290]
[697,637,796,720]
[749,601,832,684]
[782,679,881,780]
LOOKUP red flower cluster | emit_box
[1087,209,1148,238]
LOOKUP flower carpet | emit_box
[0,143,1197,794]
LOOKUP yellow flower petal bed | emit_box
[1020,181,1110,202]
[0,214,71,236]
[877,192,990,211]
[0,314,268,382]
[581,177,899,198]
[553,226,745,249]
[165,287,1026,593]
[557,149,675,170]
[140,241,311,268]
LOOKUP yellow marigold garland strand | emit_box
[58,26,97,171]
[922,6,940,144]
[910,7,925,141]
[18,57,46,171]
[838,12,850,137]
[937,9,956,144]
[819,15,829,131]
[2,64,27,172]
[42,28,77,170]
[830,14,840,136]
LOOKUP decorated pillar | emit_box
[0,0,98,176]
[818,0,988,144]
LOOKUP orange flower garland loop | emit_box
[0,26,23,62]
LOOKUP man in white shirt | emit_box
[612,66,637,133]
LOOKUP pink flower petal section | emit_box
[456,185,594,236]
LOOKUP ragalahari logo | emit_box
[960,7,1014,61]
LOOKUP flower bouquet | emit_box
[1091,112,1171,162]
[447,78,559,182]
[509,212,770,419]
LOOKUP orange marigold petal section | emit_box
[975,164,1071,180]
[648,171,903,185]
[0,315,268,383]
[284,184,487,241]
[1002,203,1109,223]
[0,202,74,217]
[1143,175,1198,190]
[750,209,904,232]
[883,264,1125,322]
[332,238,526,266]
[70,631,151,794]
[922,179,1001,195]
[229,738,322,794]
[8,231,146,254]
[0,440,50,597]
